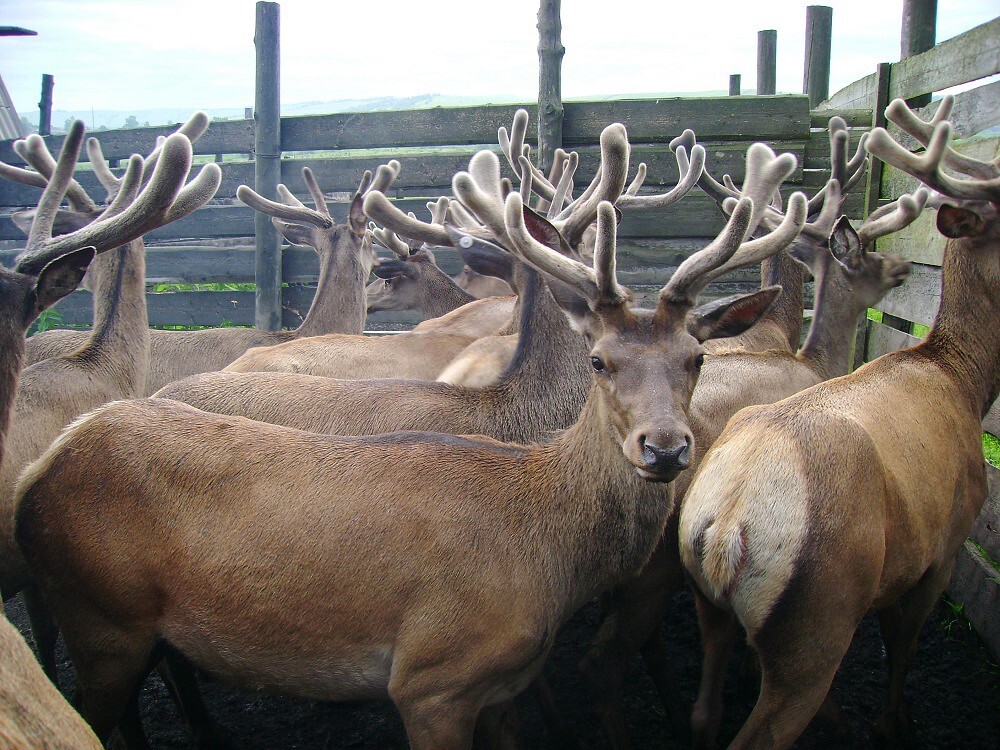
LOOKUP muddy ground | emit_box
[6,587,998,749]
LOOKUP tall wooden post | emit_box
[901,0,936,107]
[757,30,777,95]
[803,5,833,107]
[536,0,563,174]
[38,74,53,136]
[254,1,281,331]
[729,74,741,96]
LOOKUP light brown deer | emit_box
[578,123,919,749]
[679,97,999,750]
[0,116,218,750]
[14,163,804,747]
[21,159,393,393]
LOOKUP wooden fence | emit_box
[816,15,1000,657]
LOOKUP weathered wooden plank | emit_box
[888,81,1000,153]
[874,205,944,266]
[757,30,777,96]
[0,119,253,166]
[875,261,940,328]
[985,401,1000,439]
[866,319,921,361]
[804,126,870,168]
[889,17,1000,103]
[821,71,877,111]
[562,96,810,143]
[536,0,564,172]
[810,109,873,128]
[946,463,1000,660]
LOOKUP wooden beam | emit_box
[865,62,892,217]
[536,0,563,174]
[900,0,937,107]
[38,74,53,136]
[757,30,777,95]
[803,6,833,107]
[253,1,281,332]
[729,74,741,96]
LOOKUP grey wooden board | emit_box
[821,72,877,111]
[946,463,1000,661]
[875,262,941,328]
[804,127,870,167]
[809,109,872,128]
[889,17,1000,102]
[0,140,808,208]
[0,119,253,165]
[888,80,1000,151]
[985,401,1000,439]
[866,320,921,360]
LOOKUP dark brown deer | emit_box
[14,158,803,746]
[0,117,217,750]
[679,97,998,749]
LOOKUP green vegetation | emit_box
[866,309,883,323]
[984,433,1000,468]
[151,282,255,293]
[29,308,63,335]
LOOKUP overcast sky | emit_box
[1,0,996,114]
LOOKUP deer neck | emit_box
[0,333,25,465]
[535,389,676,618]
[77,239,149,395]
[919,235,1000,416]
[759,252,805,349]
[296,247,367,337]
[494,271,589,424]
[797,261,863,381]
[420,274,476,318]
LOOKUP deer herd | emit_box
[0,93,994,750]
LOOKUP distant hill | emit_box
[32,91,733,133]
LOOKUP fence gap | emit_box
[253,1,281,331]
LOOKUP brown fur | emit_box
[437,333,519,387]
[411,295,516,337]
[366,250,477,320]
[679,213,999,748]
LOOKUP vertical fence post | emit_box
[254,1,281,331]
[757,30,777,95]
[536,0,564,174]
[803,5,833,107]
[729,74,741,96]
[865,62,892,218]
[38,74,53,136]
[901,0,936,107]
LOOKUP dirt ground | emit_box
[5,587,998,749]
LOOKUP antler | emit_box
[866,100,1000,203]
[16,129,221,275]
[616,142,706,210]
[857,188,929,246]
[498,109,559,201]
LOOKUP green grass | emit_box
[984,433,1000,468]
[28,308,63,335]
[151,283,256,293]
[866,309,883,323]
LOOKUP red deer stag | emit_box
[679,96,999,749]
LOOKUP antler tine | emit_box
[372,225,411,259]
[884,95,996,182]
[362,191,453,246]
[559,123,631,248]
[367,160,402,196]
[355,170,374,198]
[706,191,808,283]
[101,155,144,218]
[237,184,332,228]
[547,151,579,219]
[667,129,738,206]
[453,151,508,243]
[504,192,615,306]
[21,132,98,214]
[592,200,629,305]
[277,183,307,208]
[0,159,49,191]
[806,119,869,217]
[301,167,331,218]
[518,155,534,203]
[858,188,929,246]
[17,134,221,275]
[427,196,450,225]
[143,111,210,175]
[625,163,647,196]
[738,143,798,236]
[86,137,123,198]
[617,144,706,210]
[447,199,482,231]
[499,109,558,201]
[26,121,87,250]
[867,121,1000,202]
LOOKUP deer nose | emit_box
[640,434,692,473]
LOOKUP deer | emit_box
[678,96,999,750]
[577,121,920,750]
[13,129,808,746]
[0,121,221,679]
[0,114,219,750]
[17,154,395,393]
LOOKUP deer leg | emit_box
[21,584,59,683]
[156,651,234,750]
[690,587,740,750]
[639,625,689,738]
[528,673,578,749]
[472,700,521,750]
[873,562,953,749]
[396,694,480,750]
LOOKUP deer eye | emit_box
[694,353,705,369]
[591,356,606,373]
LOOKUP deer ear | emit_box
[456,237,515,284]
[687,286,781,342]
[936,203,984,238]
[272,218,314,247]
[11,209,93,238]
[522,204,571,254]
[32,246,95,319]
[372,260,417,281]
[348,194,367,236]
[829,216,864,271]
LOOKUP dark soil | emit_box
[5,587,998,749]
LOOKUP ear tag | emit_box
[459,235,474,249]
